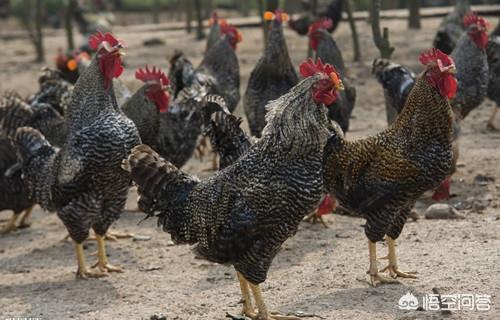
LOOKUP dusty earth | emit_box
[1,15,500,320]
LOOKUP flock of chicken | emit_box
[0,3,499,319]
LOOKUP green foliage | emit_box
[11,0,65,17]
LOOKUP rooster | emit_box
[13,32,141,278]
[206,11,227,52]
[433,0,471,54]
[123,59,342,320]
[244,10,298,137]
[309,18,356,133]
[323,49,457,286]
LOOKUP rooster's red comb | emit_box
[135,65,169,87]
[221,23,242,42]
[299,58,336,78]
[464,13,490,29]
[308,18,333,36]
[419,48,455,71]
[88,31,124,52]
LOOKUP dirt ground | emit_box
[1,16,500,320]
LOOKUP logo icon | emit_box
[399,292,419,310]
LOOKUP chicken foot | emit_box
[75,242,108,279]
[303,211,328,228]
[487,106,498,130]
[379,237,417,279]
[237,272,300,320]
[91,234,123,273]
[1,206,34,234]
[368,241,400,287]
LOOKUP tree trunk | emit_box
[266,0,278,11]
[371,0,394,60]
[186,0,192,33]
[408,0,420,29]
[257,0,266,46]
[65,0,75,50]
[194,0,205,40]
[345,0,361,62]
[152,0,160,24]
[240,0,249,17]
[205,0,214,19]
[307,0,318,58]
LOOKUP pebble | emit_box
[424,204,465,219]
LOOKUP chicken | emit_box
[197,22,241,113]
[288,0,343,36]
[486,35,500,130]
[322,49,457,286]
[0,136,33,233]
[28,67,74,116]
[202,95,252,169]
[244,10,298,137]
[303,194,336,228]
[122,65,204,168]
[309,18,356,133]
[372,58,416,119]
[433,0,470,54]
[13,32,141,278]
[168,50,196,98]
[206,11,227,52]
[451,14,490,119]
[123,59,341,320]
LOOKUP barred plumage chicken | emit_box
[244,10,298,137]
[323,49,457,286]
[28,67,73,116]
[309,18,356,133]
[433,0,470,54]
[205,11,226,52]
[451,14,490,119]
[123,59,341,320]
[14,32,141,278]
[486,35,500,130]
[372,58,415,118]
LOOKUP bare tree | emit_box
[307,0,318,58]
[186,0,193,33]
[408,0,421,29]
[371,0,394,59]
[152,0,160,24]
[194,0,205,40]
[65,0,76,50]
[21,0,44,62]
[345,0,361,62]
[240,0,249,17]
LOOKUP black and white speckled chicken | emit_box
[486,34,500,130]
[123,59,341,320]
[433,0,471,54]
[309,18,356,133]
[244,10,298,137]
[13,32,140,279]
[206,11,226,53]
[288,0,343,36]
[451,14,490,119]
[323,49,457,286]
[372,58,416,118]
[122,65,207,168]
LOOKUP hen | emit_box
[288,0,343,36]
[206,12,226,52]
[372,58,415,121]
[244,10,298,137]
[123,59,341,320]
[486,35,500,130]
[323,49,457,286]
[433,0,470,54]
[309,18,356,133]
[14,32,141,278]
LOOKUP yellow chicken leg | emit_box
[368,241,400,287]
[379,237,417,279]
[487,107,498,130]
[18,206,34,228]
[75,242,108,279]
[92,234,123,273]
[1,212,19,234]
[237,272,255,317]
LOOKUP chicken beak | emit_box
[448,66,457,74]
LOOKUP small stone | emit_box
[425,204,465,219]
[133,234,151,241]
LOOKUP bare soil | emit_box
[1,17,499,320]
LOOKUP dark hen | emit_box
[288,0,343,36]
[244,11,298,137]
[433,0,470,54]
